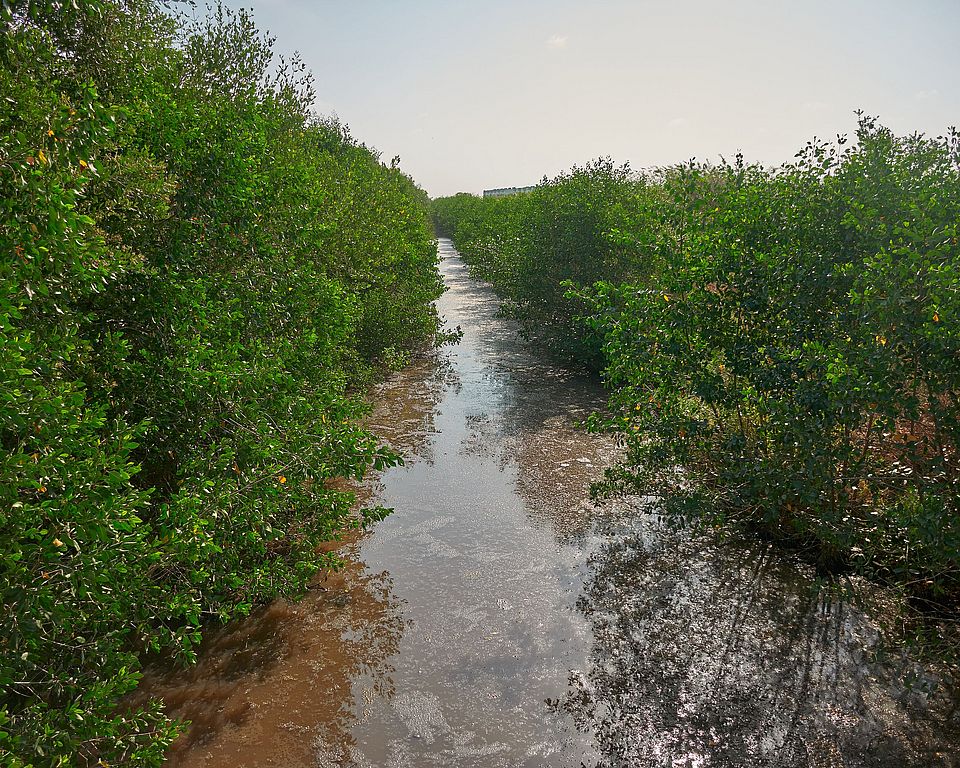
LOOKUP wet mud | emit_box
[138,240,959,767]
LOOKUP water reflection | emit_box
[562,510,960,767]
[336,243,608,765]
[366,353,451,466]
[438,252,614,545]
[136,559,405,767]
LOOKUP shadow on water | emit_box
[561,509,960,767]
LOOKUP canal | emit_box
[140,239,958,767]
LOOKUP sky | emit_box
[215,0,959,198]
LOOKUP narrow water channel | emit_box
[140,240,958,767]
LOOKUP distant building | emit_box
[482,185,537,198]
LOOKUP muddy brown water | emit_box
[138,240,959,767]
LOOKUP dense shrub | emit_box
[433,116,960,600]
[1,2,440,764]
[432,159,642,368]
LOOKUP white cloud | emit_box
[916,89,940,100]
[546,34,568,49]
[666,117,690,129]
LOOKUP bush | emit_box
[433,159,641,368]
[433,116,960,600]
[1,2,441,763]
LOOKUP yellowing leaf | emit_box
[278,475,287,484]
[53,538,64,547]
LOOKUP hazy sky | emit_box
[217,0,958,198]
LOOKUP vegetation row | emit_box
[432,116,960,620]
[1,2,441,764]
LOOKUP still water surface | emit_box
[141,240,958,767]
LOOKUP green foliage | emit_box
[433,159,642,368]
[433,118,960,601]
[429,191,484,239]
[2,2,440,764]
